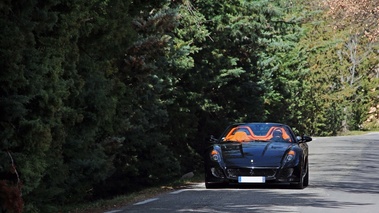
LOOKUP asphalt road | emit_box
[111,133,379,213]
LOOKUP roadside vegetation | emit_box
[63,174,204,213]
[1,0,378,212]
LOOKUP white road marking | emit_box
[170,189,187,194]
[104,210,122,213]
[133,198,159,205]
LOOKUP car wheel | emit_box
[291,162,307,189]
[291,178,304,189]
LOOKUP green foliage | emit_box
[298,3,379,135]
[187,0,307,130]
[0,0,141,211]
[1,0,379,212]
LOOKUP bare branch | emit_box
[7,151,21,191]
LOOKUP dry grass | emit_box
[339,130,379,136]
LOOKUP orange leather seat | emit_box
[228,131,250,142]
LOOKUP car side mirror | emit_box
[209,135,218,143]
[303,135,312,142]
[297,135,312,143]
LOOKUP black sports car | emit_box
[204,122,312,189]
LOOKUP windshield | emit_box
[221,123,294,143]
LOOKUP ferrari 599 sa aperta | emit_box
[204,122,312,189]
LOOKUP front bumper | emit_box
[205,165,301,184]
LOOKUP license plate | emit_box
[238,176,266,183]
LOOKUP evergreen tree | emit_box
[97,1,184,195]
[0,0,71,211]
[182,0,306,135]
[0,0,144,211]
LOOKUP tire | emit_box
[292,161,308,189]
[291,178,304,189]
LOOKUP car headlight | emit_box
[284,150,295,163]
[210,150,221,162]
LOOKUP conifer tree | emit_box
[0,0,147,211]
[182,0,305,129]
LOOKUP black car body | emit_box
[204,122,312,189]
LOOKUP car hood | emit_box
[220,142,292,167]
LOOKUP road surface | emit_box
[110,133,379,213]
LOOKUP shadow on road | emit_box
[170,185,372,213]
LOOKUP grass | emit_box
[63,173,204,213]
[338,129,379,136]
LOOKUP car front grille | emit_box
[226,168,277,178]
